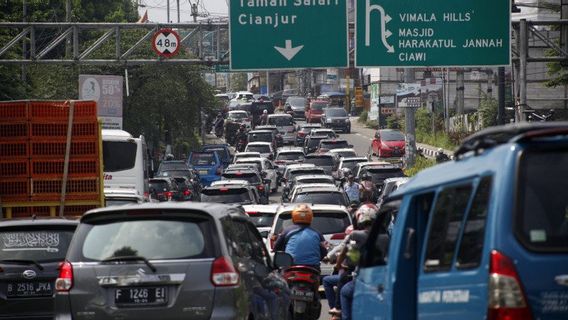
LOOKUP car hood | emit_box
[382,140,405,148]
[290,106,304,111]
[327,116,349,121]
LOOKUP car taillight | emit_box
[246,211,259,216]
[165,191,173,200]
[330,233,346,240]
[257,185,264,191]
[211,256,239,286]
[298,132,306,137]
[487,250,533,320]
[55,261,73,292]
[183,190,191,196]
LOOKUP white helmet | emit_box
[355,203,378,226]
[263,109,268,114]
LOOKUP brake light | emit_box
[183,190,191,196]
[211,256,239,286]
[298,132,306,137]
[143,191,149,199]
[487,250,533,320]
[257,185,264,191]
[55,261,73,292]
[165,191,173,200]
[330,233,346,240]
[246,211,259,216]
[220,187,229,192]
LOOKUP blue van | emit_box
[201,144,233,167]
[353,122,568,320]
[187,151,223,186]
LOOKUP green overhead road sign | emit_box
[355,0,511,67]
[230,0,348,70]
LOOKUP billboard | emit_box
[79,75,123,129]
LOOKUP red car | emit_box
[305,100,328,123]
[371,129,406,158]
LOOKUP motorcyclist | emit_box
[359,173,377,203]
[259,109,269,125]
[235,124,248,152]
[273,204,328,269]
[213,112,224,136]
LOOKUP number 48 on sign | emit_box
[152,29,181,58]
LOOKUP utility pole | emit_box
[486,69,493,99]
[65,0,71,57]
[21,0,27,82]
[167,0,170,23]
[176,0,180,23]
[562,1,568,54]
[497,67,505,124]
[404,68,417,168]
[456,68,465,114]
[191,1,198,22]
[519,19,528,121]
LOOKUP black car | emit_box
[156,161,202,194]
[321,107,351,133]
[54,203,293,320]
[295,123,322,146]
[284,96,307,119]
[172,177,200,201]
[0,218,78,319]
[222,169,269,204]
[304,135,328,154]
[149,177,180,202]
[317,139,352,153]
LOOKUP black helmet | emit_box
[240,124,246,129]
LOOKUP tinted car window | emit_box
[304,156,334,167]
[268,117,293,126]
[222,172,261,184]
[0,229,74,262]
[277,152,304,161]
[320,141,349,150]
[456,177,492,269]
[149,180,169,191]
[189,153,216,166]
[201,188,253,204]
[229,112,248,120]
[424,184,473,272]
[516,149,568,252]
[246,145,271,153]
[341,160,365,171]
[81,219,212,260]
[363,168,406,184]
[276,212,350,234]
[297,178,334,185]
[311,103,327,110]
[293,192,347,206]
[325,108,347,117]
[103,141,137,172]
[380,130,405,141]
[288,169,326,181]
[307,137,326,148]
[249,133,273,142]
[248,213,275,228]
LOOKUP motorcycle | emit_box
[283,265,322,320]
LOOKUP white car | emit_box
[227,110,252,128]
[329,148,358,159]
[104,188,145,206]
[268,204,352,276]
[352,161,396,178]
[309,128,337,139]
[244,142,275,160]
[233,152,261,163]
[288,184,350,207]
[235,157,279,192]
[242,204,281,250]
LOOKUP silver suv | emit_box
[55,202,292,320]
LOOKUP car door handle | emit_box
[377,284,384,293]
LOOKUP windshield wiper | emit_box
[101,256,157,273]
[0,259,44,270]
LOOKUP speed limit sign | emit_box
[152,29,181,58]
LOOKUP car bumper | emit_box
[291,110,305,118]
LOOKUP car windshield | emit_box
[0,229,75,262]
[103,141,137,172]
[246,145,271,153]
[249,132,273,142]
[277,152,304,161]
[81,218,213,260]
[222,173,261,184]
[305,156,334,166]
[189,153,216,166]
[287,97,306,107]
[516,149,568,252]
[326,108,348,117]
[289,169,325,181]
[364,168,406,184]
[311,103,327,110]
[268,117,293,126]
[201,189,253,204]
[248,213,275,228]
[380,130,405,141]
[149,180,169,191]
[276,212,350,234]
[293,192,347,206]
[229,112,248,120]
[320,141,349,150]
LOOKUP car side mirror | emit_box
[273,251,293,269]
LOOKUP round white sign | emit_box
[152,29,181,58]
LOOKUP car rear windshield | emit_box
[203,148,229,162]
[246,145,271,153]
[289,169,325,181]
[106,199,139,207]
[307,137,326,147]
[157,170,191,178]
[222,173,260,184]
[0,228,75,262]
[268,117,293,126]
[293,192,347,206]
[516,149,568,252]
[311,103,327,110]
[341,160,365,171]
[277,152,304,161]
[276,212,350,235]
[364,168,405,184]
[81,218,213,260]
[305,156,334,166]
[103,141,137,172]
[248,213,275,228]
[336,151,357,158]
[189,153,215,166]
[287,97,306,107]
[320,141,349,150]
[326,108,347,117]
[380,130,405,141]
[201,188,253,204]
[249,133,273,142]
[229,112,248,120]
[159,162,189,171]
[298,178,334,185]
[149,180,169,191]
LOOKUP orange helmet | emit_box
[291,204,313,225]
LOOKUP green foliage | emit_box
[365,119,378,129]
[358,110,368,123]
[413,107,459,150]
[230,73,248,91]
[386,113,403,130]
[404,155,436,177]
[478,96,498,127]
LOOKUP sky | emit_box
[138,0,228,23]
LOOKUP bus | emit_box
[102,129,150,201]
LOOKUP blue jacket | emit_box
[274,224,327,266]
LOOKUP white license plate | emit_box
[291,288,314,301]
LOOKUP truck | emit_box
[0,100,104,218]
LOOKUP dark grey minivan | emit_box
[0,217,78,319]
[55,202,292,320]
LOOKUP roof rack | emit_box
[454,122,568,159]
